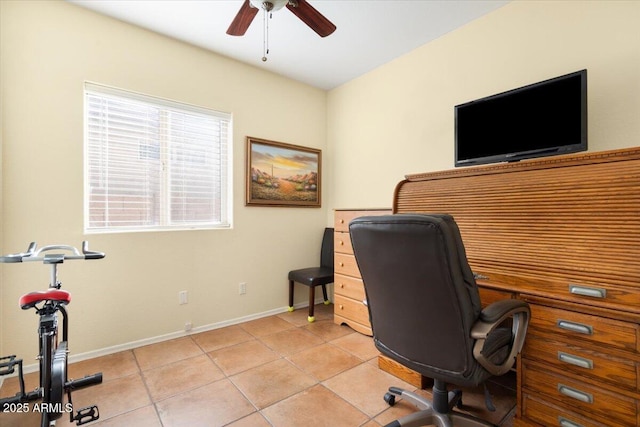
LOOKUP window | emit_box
[84,83,232,233]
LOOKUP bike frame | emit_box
[37,302,66,425]
[0,242,105,426]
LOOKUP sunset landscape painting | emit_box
[246,137,321,207]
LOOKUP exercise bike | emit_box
[0,241,105,426]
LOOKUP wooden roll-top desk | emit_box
[393,147,640,427]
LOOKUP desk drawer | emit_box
[334,231,353,255]
[335,253,360,278]
[334,274,366,301]
[522,361,636,426]
[478,287,513,308]
[335,294,370,326]
[528,304,637,353]
[540,281,640,312]
[522,393,613,427]
[522,334,638,391]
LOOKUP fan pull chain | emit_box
[262,10,271,62]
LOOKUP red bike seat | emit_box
[19,290,71,310]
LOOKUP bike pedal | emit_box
[73,405,99,425]
[0,355,19,376]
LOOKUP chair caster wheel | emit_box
[451,389,464,409]
[384,392,396,406]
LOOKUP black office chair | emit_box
[288,227,334,323]
[349,214,529,427]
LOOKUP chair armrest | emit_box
[476,299,529,327]
[471,299,530,376]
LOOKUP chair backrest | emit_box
[349,214,482,381]
[320,227,334,269]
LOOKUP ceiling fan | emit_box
[227,0,337,38]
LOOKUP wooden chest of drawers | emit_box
[334,209,390,336]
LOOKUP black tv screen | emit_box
[455,70,587,167]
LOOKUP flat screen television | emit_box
[455,69,587,167]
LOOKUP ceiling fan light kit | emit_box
[249,0,291,12]
[227,0,336,62]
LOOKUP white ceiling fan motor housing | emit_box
[249,0,292,12]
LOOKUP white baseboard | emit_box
[0,299,329,387]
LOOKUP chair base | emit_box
[384,388,495,427]
[285,306,328,322]
[288,279,330,319]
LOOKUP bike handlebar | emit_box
[0,241,105,263]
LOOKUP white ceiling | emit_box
[68,0,509,90]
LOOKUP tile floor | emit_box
[0,304,516,426]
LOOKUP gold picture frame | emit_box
[246,137,321,207]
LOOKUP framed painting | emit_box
[246,137,321,207]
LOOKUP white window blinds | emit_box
[84,83,232,233]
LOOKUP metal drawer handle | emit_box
[362,299,368,307]
[558,352,593,369]
[558,384,593,404]
[557,320,593,335]
[559,417,585,427]
[569,285,606,299]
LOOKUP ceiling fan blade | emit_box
[286,0,336,37]
[226,0,259,36]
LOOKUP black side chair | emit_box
[349,214,529,427]
[288,227,334,322]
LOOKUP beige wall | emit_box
[0,0,328,359]
[327,0,640,208]
[2,0,639,362]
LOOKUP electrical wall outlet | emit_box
[184,321,193,331]
[239,282,247,295]
[179,290,188,305]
